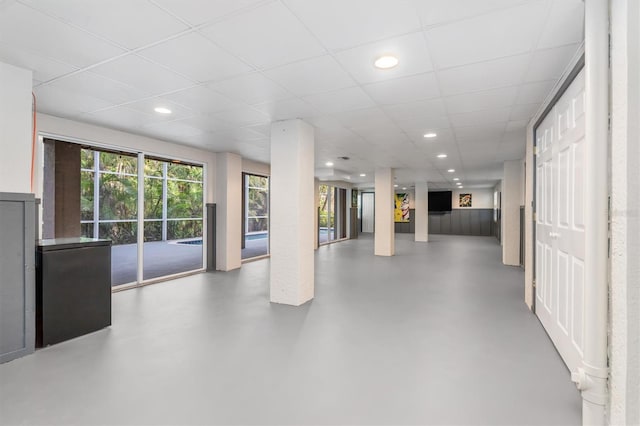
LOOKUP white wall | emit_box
[610,0,640,423]
[451,188,493,209]
[242,158,269,176]
[0,62,32,194]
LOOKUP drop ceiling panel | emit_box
[263,55,356,96]
[382,97,447,121]
[449,107,511,127]
[334,32,433,84]
[34,84,113,117]
[210,106,270,126]
[124,97,194,121]
[414,0,530,27]
[304,87,375,115]
[537,0,584,49]
[43,71,146,105]
[515,80,557,105]
[334,107,390,129]
[252,98,317,121]
[445,86,518,115]
[151,0,266,26]
[209,72,292,105]
[437,54,530,96]
[510,103,540,122]
[524,44,581,83]
[90,54,195,96]
[0,42,78,82]
[363,72,440,105]
[0,2,126,68]
[425,1,547,69]
[200,1,326,69]
[282,0,421,50]
[80,106,161,130]
[138,32,252,83]
[164,86,242,114]
[20,0,188,49]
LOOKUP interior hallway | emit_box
[0,234,581,425]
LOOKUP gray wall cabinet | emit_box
[0,192,36,363]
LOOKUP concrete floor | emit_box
[0,234,581,425]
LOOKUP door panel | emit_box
[535,68,586,373]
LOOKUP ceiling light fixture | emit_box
[374,55,399,69]
[325,161,334,167]
[394,184,398,188]
[456,182,462,185]
[402,187,407,190]
[453,178,460,181]
[359,173,366,177]
[437,154,447,158]
[459,186,464,189]
[423,132,437,138]
[447,169,455,173]
[154,107,172,114]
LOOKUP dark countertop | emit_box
[37,238,112,251]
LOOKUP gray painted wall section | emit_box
[394,209,494,236]
[0,192,35,363]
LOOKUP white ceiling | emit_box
[0,0,584,189]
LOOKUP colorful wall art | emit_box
[459,193,472,208]
[395,193,410,222]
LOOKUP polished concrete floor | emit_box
[0,234,581,425]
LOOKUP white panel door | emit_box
[535,69,586,373]
[361,192,374,233]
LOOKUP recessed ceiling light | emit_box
[447,169,455,173]
[359,173,366,177]
[459,186,464,189]
[423,132,437,138]
[402,187,407,190]
[374,55,399,69]
[325,161,334,167]
[154,107,172,114]
[437,154,447,158]
[394,184,398,188]
[456,182,462,185]
[453,178,460,181]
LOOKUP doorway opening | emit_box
[241,173,269,260]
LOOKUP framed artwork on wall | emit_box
[459,193,472,208]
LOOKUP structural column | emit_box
[374,167,394,256]
[414,182,429,242]
[270,119,315,306]
[215,152,242,271]
[502,160,523,266]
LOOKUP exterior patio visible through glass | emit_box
[242,173,269,260]
[80,149,204,286]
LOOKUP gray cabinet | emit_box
[36,238,111,347]
[0,192,35,363]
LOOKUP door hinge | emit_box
[533,279,536,288]
[534,146,539,155]
[533,212,537,222]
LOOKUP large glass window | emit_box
[80,148,204,287]
[242,173,269,259]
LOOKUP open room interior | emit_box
[0,1,638,425]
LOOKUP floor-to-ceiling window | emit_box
[79,146,204,288]
[242,173,269,260]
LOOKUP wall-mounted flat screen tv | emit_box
[428,191,452,212]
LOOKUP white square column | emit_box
[414,182,429,242]
[270,119,315,306]
[215,152,242,271]
[374,167,394,256]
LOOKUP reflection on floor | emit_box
[0,234,582,425]
[111,241,202,286]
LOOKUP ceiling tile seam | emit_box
[148,0,277,30]
[417,18,467,188]
[418,0,549,33]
